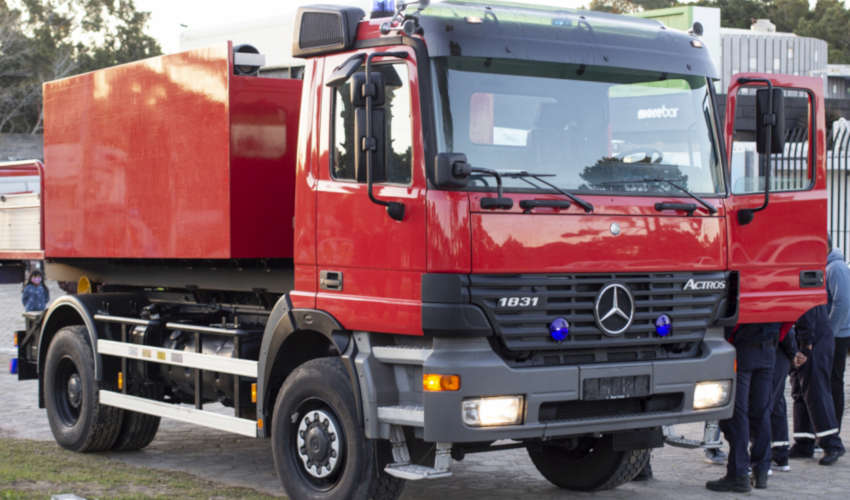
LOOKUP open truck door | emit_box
[724,74,827,323]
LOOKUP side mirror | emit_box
[352,71,387,183]
[351,71,385,107]
[756,88,785,154]
[434,152,471,188]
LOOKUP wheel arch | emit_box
[37,292,147,408]
[257,295,357,437]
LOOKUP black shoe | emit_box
[819,449,845,466]
[706,474,752,493]
[752,469,768,489]
[632,462,653,481]
[789,446,814,459]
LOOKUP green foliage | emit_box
[0,0,161,133]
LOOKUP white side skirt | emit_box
[99,390,257,437]
[97,339,258,378]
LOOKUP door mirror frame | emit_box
[735,78,784,225]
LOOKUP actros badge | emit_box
[683,279,726,291]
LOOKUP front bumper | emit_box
[421,333,735,443]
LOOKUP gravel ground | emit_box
[2,282,849,499]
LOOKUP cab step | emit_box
[384,463,452,480]
[377,405,424,426]
[371,345,431,365]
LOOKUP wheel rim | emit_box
[290,398,346,490]
[53,356,82,426]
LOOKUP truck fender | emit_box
[257,295,357,437]
[38,295,100,380]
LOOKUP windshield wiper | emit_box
[598,178,717,215]
[499,170,594,213]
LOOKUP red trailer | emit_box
[12,2,829,499]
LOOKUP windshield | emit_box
[432,57,725,195]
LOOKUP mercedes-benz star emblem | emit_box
[610,223,621,236]
[594,283,635,336]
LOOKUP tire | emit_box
[527,436,650,491]
[43,325,124,452]
[111,385,161,451]
[271,357,404,500]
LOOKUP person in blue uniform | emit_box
[769,323,806,472]
[789,305,845,465]
[826,245,850,429]
[21,269,49,311]
[706,323,777,493]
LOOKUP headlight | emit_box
[462,396,524,427]
[693,380,732,410]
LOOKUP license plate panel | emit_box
[582,375,650,400]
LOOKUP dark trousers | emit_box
[832,337,850,430]
[721,344,774,477]
[770,349,792,461]
[791,335,845,453]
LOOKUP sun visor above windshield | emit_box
[417,5,718,80]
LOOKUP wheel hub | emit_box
[296,409,341,479]
[67,373,82,408]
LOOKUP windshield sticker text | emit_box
[637,105,679,120]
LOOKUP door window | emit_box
[730,88,813,194]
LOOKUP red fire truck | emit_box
[11,1,828,498]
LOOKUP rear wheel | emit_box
[527,436,650,491]
[271,357,404,500]
[44,325,123,452]
[111,385,161,451]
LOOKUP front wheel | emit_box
[271,357,404,500]
[527,436,650,491]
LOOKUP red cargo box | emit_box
[43,43,301,259]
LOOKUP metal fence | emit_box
[829,126,850,255]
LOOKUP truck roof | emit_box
[414,0,717,78]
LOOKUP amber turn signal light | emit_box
[423,374,460,392]
[117,371,124,391]
[251,383,257,403]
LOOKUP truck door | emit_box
[724,73,827,323]
[315,48,427,335]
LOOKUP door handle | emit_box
[320,270,343,291]
[799,270,823,288]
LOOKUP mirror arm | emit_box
[736,78,774,225]
[365,51,409,221]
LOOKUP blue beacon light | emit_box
[549,317,570,342]
[655,314,672,337]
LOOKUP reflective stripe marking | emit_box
[816,428,839,438]
[97,339,258,378]
[793,432,816,439]
[771,441,790,447]
[99,390,257,437]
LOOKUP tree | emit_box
[795,0,850,64]
[0,0,161,134]
[692,0,770,29]
[0,7,40,133]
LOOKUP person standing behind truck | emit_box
[706,323,777,492]
[789,305,845,466]
[769,323,806,472]
[826,244,850,429]
[21,270,49,311]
